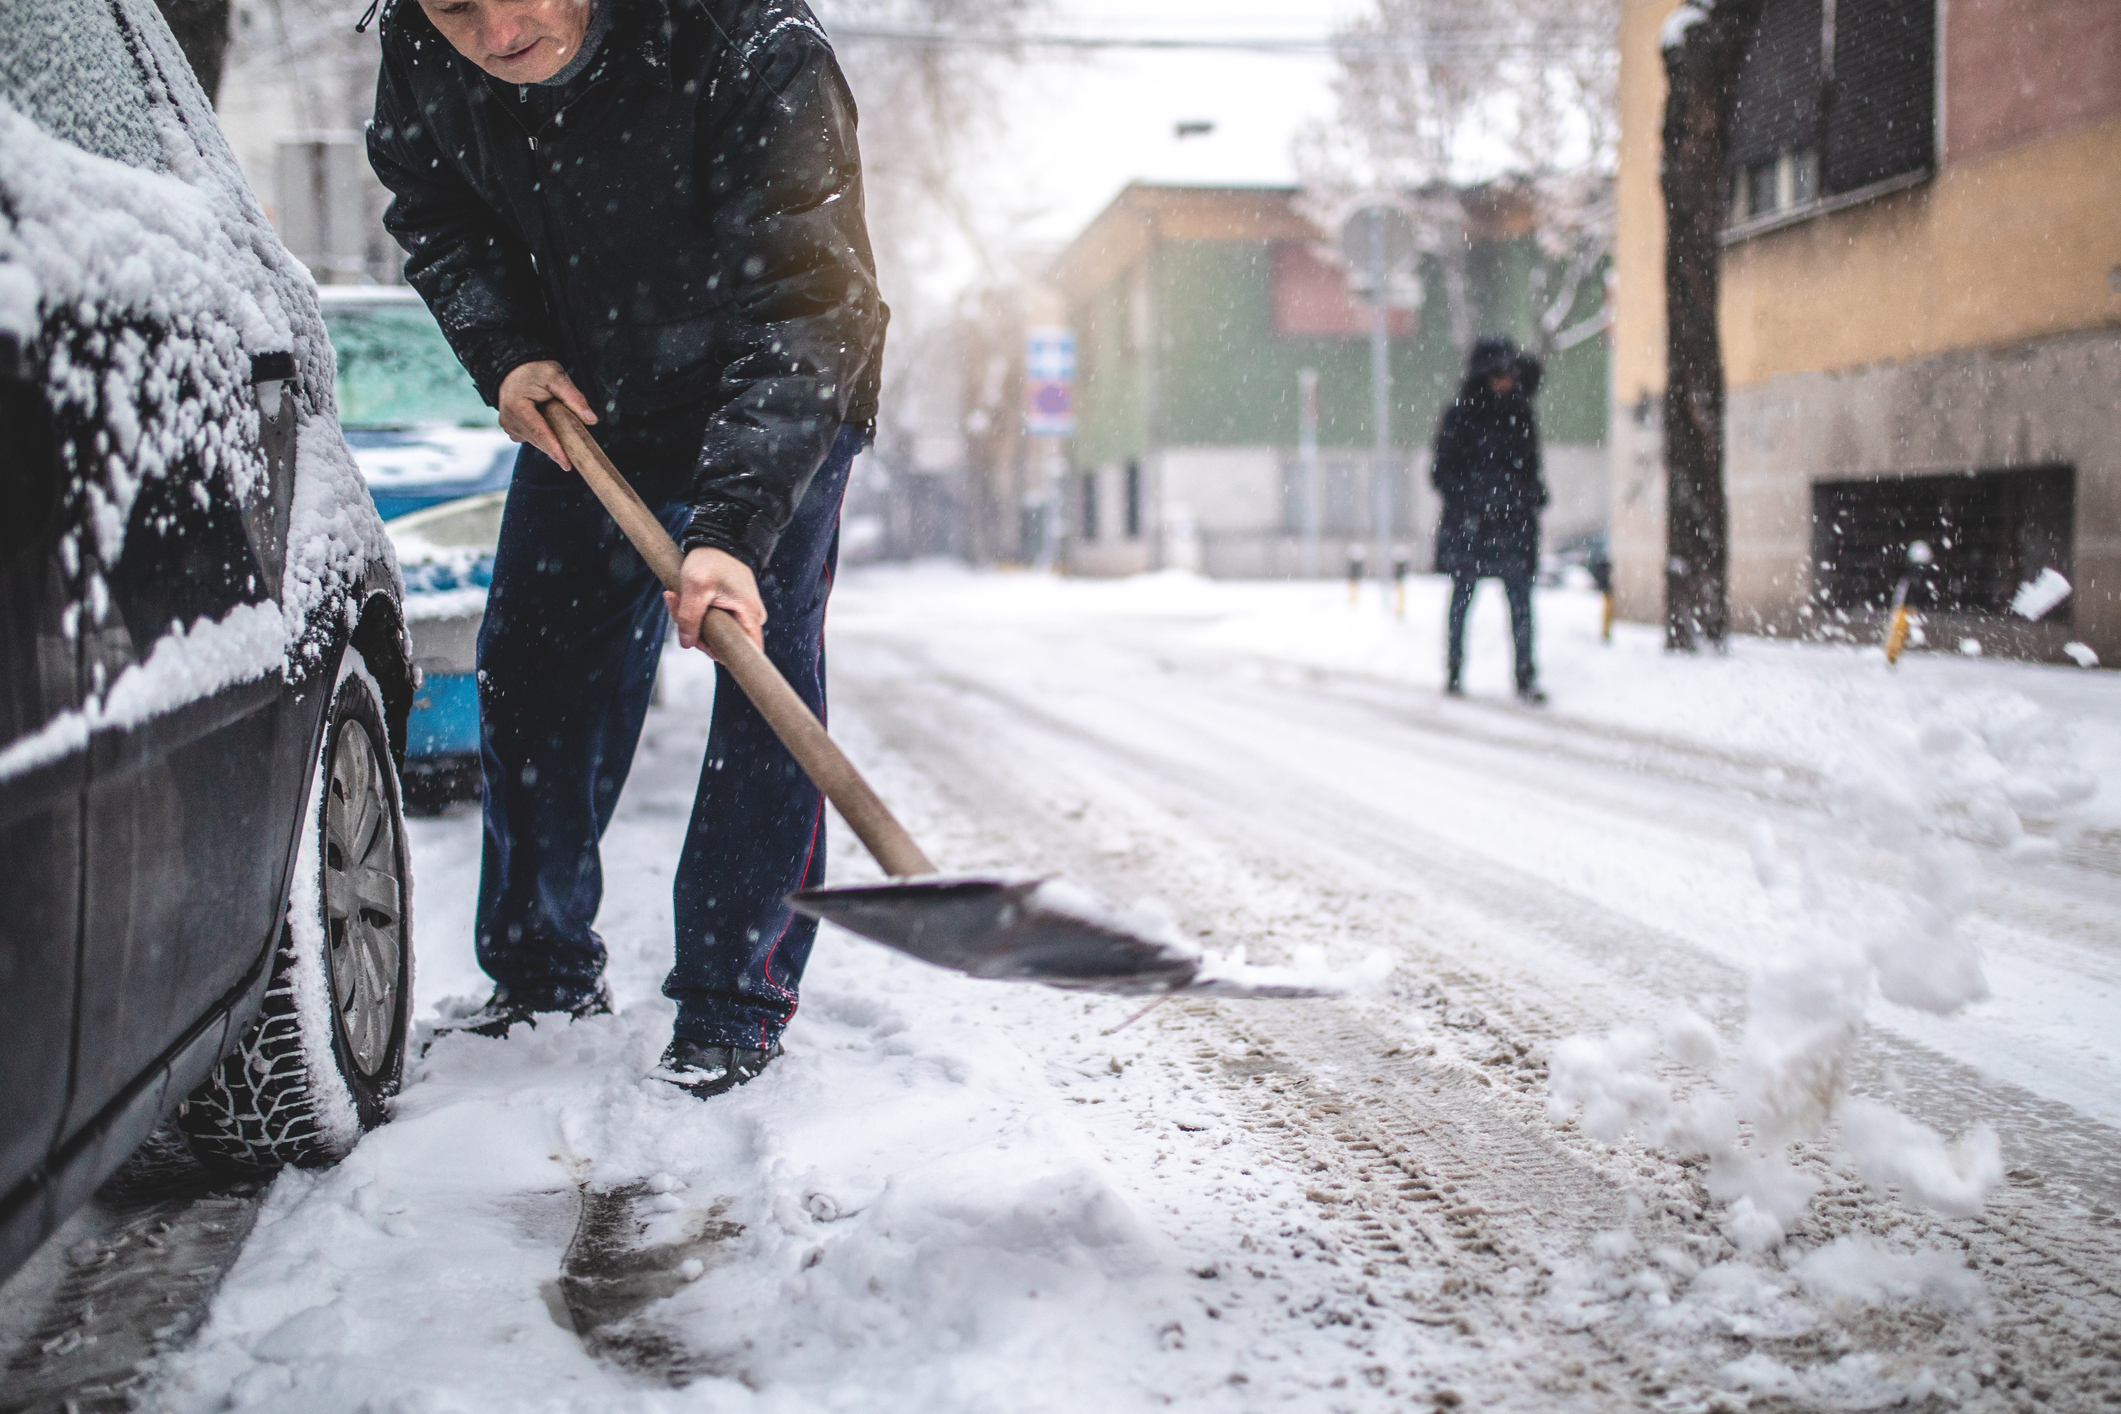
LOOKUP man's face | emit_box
[1488,372,1516,395]
[417,0,591,83]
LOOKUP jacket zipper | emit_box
[490,62,624,391]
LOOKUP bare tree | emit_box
[806,0,1041,547]
[1295,0,1619,361]
[1658,0,1764,650]
[225,0,380,132]
[157,0,235,104]
[821,0,1038,289]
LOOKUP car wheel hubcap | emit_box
[324,718,404,1077]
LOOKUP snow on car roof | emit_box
[316,285,427,306]
[347,426,515,487]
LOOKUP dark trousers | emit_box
[1446,573,1536,691]
[474,416,860,1049]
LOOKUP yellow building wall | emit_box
[1721,118,2121,384]
[1611,0,1679,409]
[1612,1,2121,404]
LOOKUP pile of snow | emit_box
[152,814,1373,1410]
[142,566,2114,1410]
[1544,684,2100,1249]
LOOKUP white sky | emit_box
[957,0,1371,247]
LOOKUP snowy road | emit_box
[37,568,2118,1411]
[817,570,2121,1408]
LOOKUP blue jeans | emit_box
[474,417,859,1048]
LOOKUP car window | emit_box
[324,303,496,429]
[0,0,164,171]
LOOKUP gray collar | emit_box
[538,0,611,87]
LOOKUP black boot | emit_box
[655,1038,783,1099]
[1516,681,1548,706]
[437,981,612,1041]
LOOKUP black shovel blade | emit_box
[788,876,1202,994]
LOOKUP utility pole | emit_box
[1342,204,1417,602]
[1297,368,1320,578]
[1024,326,1078,573]
[1367,208,1394,602]
[1031,437,1062,571]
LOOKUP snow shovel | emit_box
[538,402,1339,999]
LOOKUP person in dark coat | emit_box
[366,0,886,1095]
[1431,337,1548,703]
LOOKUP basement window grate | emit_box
[1810,467,2075,621]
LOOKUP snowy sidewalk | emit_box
[896,565,2120,837]
[153,644,1472,1412]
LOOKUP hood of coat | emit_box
[1460,336,1544,401]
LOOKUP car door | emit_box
[0,313,87,1221]
[49,0,311,1145]
[65,345,305,1140]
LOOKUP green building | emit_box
[1047,183,1610,578]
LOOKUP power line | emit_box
[825,24,1612,59]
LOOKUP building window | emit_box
[1269,244,1417,339]
[1727,0,1935,230]
[1080,470,1099,544]
[1733,147,1819,223]
[1123,459,1143,539]
[1810,467,2074,620]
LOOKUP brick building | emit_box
[1610,0,2121,659]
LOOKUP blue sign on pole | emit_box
[1024,326,1076,436]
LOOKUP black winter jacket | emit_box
[367,0,887,570]
[1430,355,1547,581]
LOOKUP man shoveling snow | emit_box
[367,0,886,1096]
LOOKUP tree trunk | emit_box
[155,0,232,107]
[1658,0,1763,650]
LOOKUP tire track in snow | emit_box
[0,1132,263,1414]
[828,626,2121,1409]
[840,630,2121,1209]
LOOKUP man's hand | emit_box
[498,361,597,468]
[666,547,767,659]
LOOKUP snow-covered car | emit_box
[321,286,509,810]
[0,0,417,1282]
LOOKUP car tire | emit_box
[179,649,414,1173]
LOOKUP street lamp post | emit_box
[1341,203,1420,607]
[1298,367,1320,578]
[1367,208,1392,603]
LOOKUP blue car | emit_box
[320,288,511,810]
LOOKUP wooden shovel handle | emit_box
[538,401,935,879]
